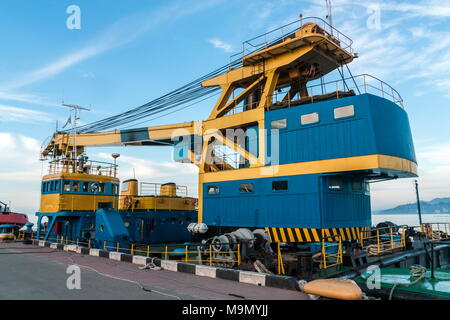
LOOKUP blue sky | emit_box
[1,0,450,219]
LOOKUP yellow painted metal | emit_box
[201,154,418,183]
[118,195,196,211]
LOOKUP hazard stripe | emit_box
[332,228,339,241]
[271,228,279,242]
[345,228,352,240]
[339,228,347,241]
[302,229,312,242]
[294,228,303,242]
[279,228,287,242]
[286,228,295,242]
[311,229,320,242]
[264,227,369,242]
[351,227,357,239]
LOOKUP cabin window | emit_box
[63,181,71,192]
[82,182,89,192]
[239,183,254,193]
[72,181,80,192]
[54,180,60,192]
[301,112,319,125]
[328,177,343,190]
[272,180,288,191]
[334,105,355,119]
[99,183,106,193]
[271,119,287,129]
[207,186,220,195]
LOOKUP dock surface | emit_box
[0,242,309,300]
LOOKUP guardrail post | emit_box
[390,228,394,250]
[209,245,213,266]
[237,243,241,266]
[185,245,189,263]
[103,240,106,250]
[377,230,381,254]
[116,242,119,252]
[88,239,91,249]
[321,239,326,269]
[165,246,168,260]
[131,243,134,255]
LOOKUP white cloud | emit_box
[0,105,55,123]
[0,132,43,216]
[208,38,234,53]
[96,152,199,196]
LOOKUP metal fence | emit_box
[360,225,406,256]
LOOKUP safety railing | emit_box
[102,240,241,266]
[267,74,404,109]
[276,242,285,275]
[360,225,406,256]
[16,231,26,240]
[320,233,343,269]
[421,223,450,241]
[139,182,188,197]
[237,16,353,59]
[47,159,118,177]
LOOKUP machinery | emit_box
[38,17,417,272]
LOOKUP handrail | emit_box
[47,159,118,177]
[237,16,353,59]
[360,226,406,256]
[268,73,404,109]
[320,232,343,269]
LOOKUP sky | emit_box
[0,0,449,220]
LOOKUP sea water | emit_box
[372,214,450,227]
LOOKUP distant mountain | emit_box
[374,197,450,215]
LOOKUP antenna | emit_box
[325,0,333,34]
[61,103,91,169]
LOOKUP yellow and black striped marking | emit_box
[265,227,371,242]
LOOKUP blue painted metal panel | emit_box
[264,94,416,166]
[120,210,195,243]
[203,173,372,229]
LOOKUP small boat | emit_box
[0,200,29,228]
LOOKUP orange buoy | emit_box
[303,278,363,300]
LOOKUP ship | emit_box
[31,15,450,300]
[0,200,29,228]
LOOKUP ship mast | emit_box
[62,103,90,170]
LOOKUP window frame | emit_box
[207,185,220,195]
[239,183,254,194]
[300,112,320,126]
[272,180,289,192]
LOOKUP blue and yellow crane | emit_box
[37,17,417,270]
